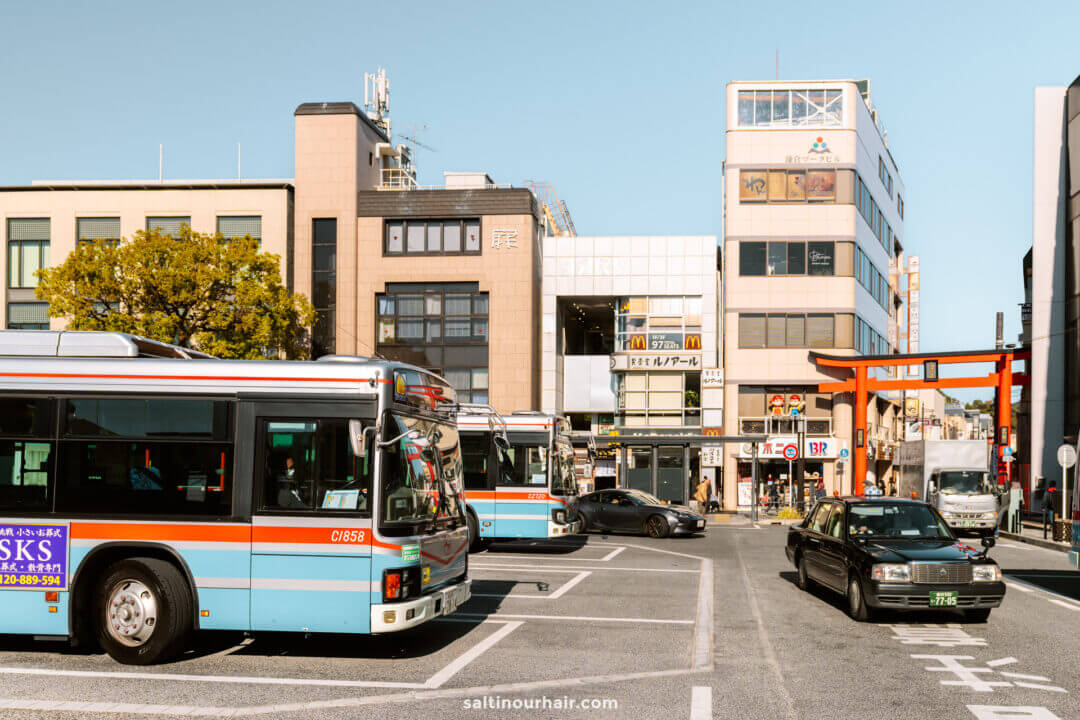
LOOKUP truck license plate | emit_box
[929,591,958,607]
[957,520,975,528]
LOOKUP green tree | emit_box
[36,225,315,359]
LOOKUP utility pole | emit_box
[995,312,1004,351]
[751,443,760,523]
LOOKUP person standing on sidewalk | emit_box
[1045,480,1058,527]
[693,478,710,515]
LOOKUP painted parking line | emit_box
[472,571,592,599]
[425,621,523,688]
[470,563,698,574]
[0,665,426,690]
[455,612,695,625]
[690,686,712,720]
[600,546,626,561]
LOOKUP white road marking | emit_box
[986,657,1018,667]
[968,706,1063,719]
[735,534,797,719]
[470,563,697,573]
[454,612,694,625]
[690,686,712,720]
[0,666,710,716]
[1010,682,1069,693]
[472,571,591,599]
[0,666,425,689]
[692,557,714,670]
[424,621,523,688]
[1000,672,1055,681]
[1047,598,1080,611]
[599,546,626,561]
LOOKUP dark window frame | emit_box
[383,218,482,257]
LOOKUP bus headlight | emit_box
[871,564,911,583]
[972,565,1002,582]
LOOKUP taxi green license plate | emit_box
[957,520,976,528]
[929,591,958,607]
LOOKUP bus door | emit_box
[248,403,375,633]
[495,432,551,538]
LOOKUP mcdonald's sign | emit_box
[684,334,702,350]
[628,334,647,351]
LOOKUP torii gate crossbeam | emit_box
[810,348,1030,494]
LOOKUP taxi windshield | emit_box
[847,503,953,540]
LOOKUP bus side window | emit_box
[259,419,372,513]
[261,421,316,510]
[459,433,489,491]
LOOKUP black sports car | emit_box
[785,497,1005,622]
[577,489,706,538]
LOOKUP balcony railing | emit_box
[739,416,832,436]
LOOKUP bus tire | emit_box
[94,557,192,665]
[467,511,482,553]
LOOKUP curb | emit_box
[1000,531,1070,553]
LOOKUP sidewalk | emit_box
[999,518,1071,552]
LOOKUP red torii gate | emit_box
[809,348,1030,494]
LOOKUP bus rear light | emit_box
[44,592,57,603]
[48,607,57,613]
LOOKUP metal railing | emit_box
[738,416,832,436]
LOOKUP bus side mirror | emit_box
[349,420,368,458]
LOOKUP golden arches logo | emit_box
[685,334,701,350]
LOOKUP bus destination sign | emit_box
[0,523,68,591]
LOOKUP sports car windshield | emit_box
[626,490,664,506]
[847,503,953,540]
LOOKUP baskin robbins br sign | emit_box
[0,523,69,590]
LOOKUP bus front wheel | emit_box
[94,557,192,665]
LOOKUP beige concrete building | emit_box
[0,182,292,329]
[0,100,543,413]
[722,80,907,509]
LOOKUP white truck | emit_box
[897,440,1005,537]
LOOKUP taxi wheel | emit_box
[963,608,992,623]
[645,515,670,538]
[846,574,875,622]
[94,557,192,665]
[795,555,811,591]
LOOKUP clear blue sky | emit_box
[1,0,1077,399]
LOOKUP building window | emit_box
[376,282,488,403]
[77,217,120,245]
[616,296,702,352]
[740,240,839,277]
[217,216,261,242]
[7,219,49,289]
[738,312,857,349]
[617,371,701,428]
[7,302,49,330]
[897,194,904,219]
[878,156,894,198]
[737,88,843,128]
[384,219,481,256]
[312,218,336,357]
[854,245,889,310]
[739,169,836,203]
[854,173,894,254]
[146,217,190,237]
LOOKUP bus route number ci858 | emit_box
[330,529,367,543]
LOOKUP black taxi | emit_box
[785,497,1005,622]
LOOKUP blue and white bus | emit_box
[0,330,470,664]
[458,409,579,550]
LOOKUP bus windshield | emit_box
[499,445,549,486]
[551,441,577,496]
[379,413,465,532]
[937,471,993,496]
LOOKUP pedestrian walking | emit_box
[1044,480,1058,527]
[814,478,826,501]
[693,478,710,515]
[707,485,720,513]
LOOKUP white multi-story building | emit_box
[540,235,719,502]
[722,80,906,510]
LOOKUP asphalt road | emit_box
[0,523,1076,719]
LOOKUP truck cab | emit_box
[927,468,1004,536]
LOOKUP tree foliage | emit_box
[36,225,315,359]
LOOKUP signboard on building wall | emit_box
[610,354,701,371]
[907,255,920,376]
[702,369,724,389]
[701,446,724,467]
[738,437,840,459]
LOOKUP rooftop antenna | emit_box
[398,123,437,178]
[364,68,391,136]
[158,144,163,182]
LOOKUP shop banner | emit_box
[0,523,68,590]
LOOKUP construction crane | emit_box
[526,180,577,237]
